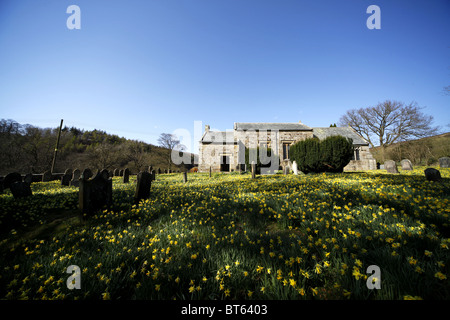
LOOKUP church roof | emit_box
[312,127,369,145]
[234,122,313,131]
[201,131,235,144]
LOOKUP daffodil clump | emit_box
[0,167,449,300]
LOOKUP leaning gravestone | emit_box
[424,168,442,182]
[123,168,130,183]
[79,169,112,217]
[384,160,399,173]
[401,159,413,171]
[439,157,450,168]
[70,169,81,187]
[61,169,73,186]
[134,171,152,204]
[42,170,52,182]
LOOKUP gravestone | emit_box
[439,157,450,168]
[401,159,413,171]
[251,162,256,179]
[82,168,93,180]
[10,181,32,198]
[79,169,112,217]
[292,161,298,175]
[158,168,161,174]
[119,169,124,177]
[424,168,442,182]
[3,172,22,189]
[42,170,52,182]
[148,165,153,173]
[70,169,81,187]
[384,160,399,173]
[151,170,156,181]
[284,166,290,175]
[23,173,33,186]
[134,171,152,204]
[209,166,212,178]
[123,168,130,183]
[183,172,188,183]
[61,169,73,186]
[114,168,119,176]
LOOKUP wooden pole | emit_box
[51,119,64,174]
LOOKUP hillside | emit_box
[370,132,450,165]
[0,119,197,175]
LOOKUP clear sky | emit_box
[0,0,449,153]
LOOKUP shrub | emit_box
[290,136,353,173]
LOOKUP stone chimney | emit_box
[205,125,210,132]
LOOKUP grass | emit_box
[0,167,449,300]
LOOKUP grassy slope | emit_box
[370,132,450,165]
[0,168,449,300]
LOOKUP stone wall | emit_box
[343,146,377,171]
[198,142,244,172]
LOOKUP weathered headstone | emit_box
[70,169,81,187]
[82,168,93,180]
[439,157,450,168]
[424,168,442,182]
[61,169,73,186]
[158,168,161,174]
[151,170,156,181]
[134,171,152,204]
[292,161,298,175]
[42,170,52,182]
[119,169,124,177]
[10,181,32,198]
[123,168,130,183]
[148,165,153,173]
[251,162,256,179]
[3,172,22,189]
[183,172,188,183]
[114,168,120,176]
[79,169,112,217]
[384,160,399,173]
[284,166,290,175]
[401,159,413,171]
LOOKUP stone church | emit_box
[198,122,376,173]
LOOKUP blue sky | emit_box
[0,0,449,153]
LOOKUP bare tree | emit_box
[157,133,185,169]
[339,100,440,161]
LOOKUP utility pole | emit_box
[51,119,64,174]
